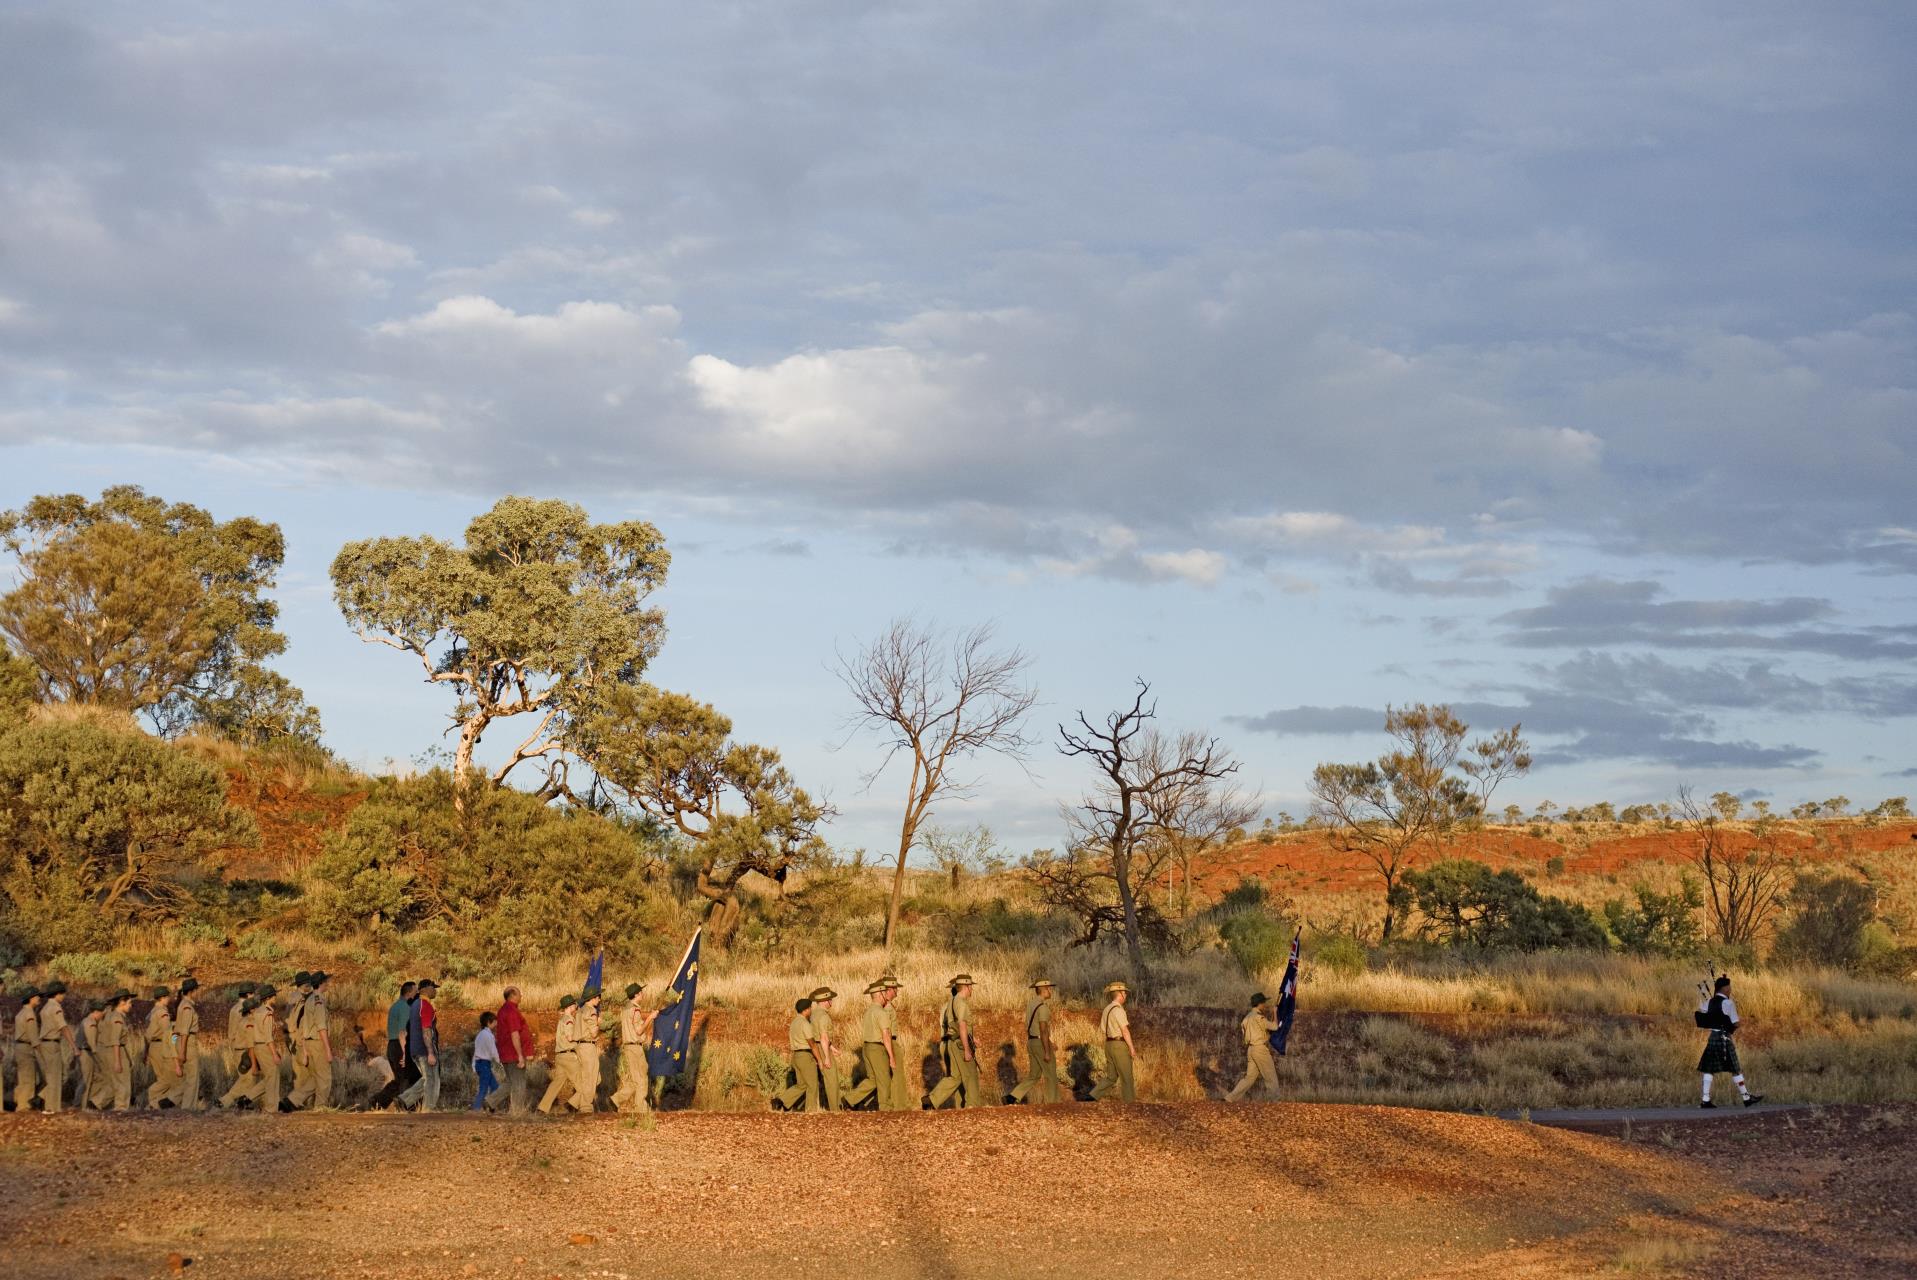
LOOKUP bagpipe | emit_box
[1692,961,1725,1029]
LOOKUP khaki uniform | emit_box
[143,1004,178,1108]
[93,1008,132,1109]
[1225,1008,1280,1102]
[77,1015,105,1110]
[36,997,70,1113]
[170,998,203,1110]
[290,992,332,1109]
[938,992,985,1108]
[1090,1000,1135,1102]
[859,1001,896,1111]
[612,1001,652,1113]
[570,1004,602,1112]
[219,1006,281,1111]
[809,1006,842,1111]
[536,1006,578,1113]
[1021,997,1062,1103]
[9,1003,37,1111]
[224,1000,248,1076]
[789,1010,824,1111]
[884,1002,914,1110]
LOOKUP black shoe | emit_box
[278,1100,296,1113]
[1743,1094,1764,1107]
[1699,1100,1716,1109]
[158,1099,175,1110]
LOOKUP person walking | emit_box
[470,1012,501,1112]
[290,971,336,1110]
[223,982,255,1078]
[366,981,419,1110]
[570,988,603,1113]
[219,986,283,1112]
[170,978,204,1110]
[141,986,177,1109]
[1698,975,1764,1108]
[486,987,532,1114]
[36,980,73,1114]
[1020,979,1062,1104]
[1225,992,1280,1102]
[536,994,579,1114]
[10,987,39,1112]
[398,979,441,1111]
[283,974,313,1107]
[76,1001,107,1111]
[808,987,842,1112]
[1090,981,1137,1103]
[880,976,913,1110]
[789,995,825,1112]
[98,989,137,1110]
[858,981,897,1111]
[939,974,986,1109]
[611,983,657,1114]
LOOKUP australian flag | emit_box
[647,928,701,1078]
[1269,929,1301,1056]
[584,948,604,996]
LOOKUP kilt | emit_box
[1697,1029,1740,1075]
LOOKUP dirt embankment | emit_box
[1,1101,1911,1279]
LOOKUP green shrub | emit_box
[235,931,287,961]
[1406,859,1607,952]
[44,951,122,985]
[1604,878,1704,956]
[1774,871,1878,970]
[1313,934,1367,975]
[1219,909,1291,975]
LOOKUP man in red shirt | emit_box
[486,986,534,1115]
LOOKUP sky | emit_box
[2,1,1914,857]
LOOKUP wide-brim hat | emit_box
[881,976,902,989]
[110,988,135,1003]
[1249,992,1269,1007]
[809,986,838,1002]
[624,982,644,998]
[863,980,887,995]
[308,971,330,986]
[291,971,312,986]
[254,984,277,999]
[949,974,975,987]
[580,986,601,1001]
[1104,981,1129,995]
[151,986,170,999]
[1031,978,1055,989]
[558,994,576,1008]
[44,980,67,995]
[179,978,200,994]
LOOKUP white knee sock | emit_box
[1733,1073,1750,1100]
[1700,1073,1712,1101]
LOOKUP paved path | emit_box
[1502,1102,1813,1129]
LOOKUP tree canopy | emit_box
[330,496,670,799]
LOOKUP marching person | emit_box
[95,989,136,1110]
[486,987,532,1114]
[170,978,204,1110]
[366,980,419,1110]
[470,1012,501,1112]
[1698,975,1764,1108]
[611,983,657,1114]
[398,978,441,1111]
[142,986,177,1109]
[284,974,312,1107]
[1225,991,1280,1102]
[220,984,283,1112]
[808,986,841,1112]
[570,987,604,1112]
[10,987,39,1111]
[789,995,824,1112]
[859,980,897,1111]
[77,1001,108,1111]
[536,994,580,1114]
[1090,981,1137,1103]
[1020,978,1062,1104]
[939,974,986,1108]
[36,980,73,1114]
[881,976,912,1110]
[289,971,335,1110]
[224,982,256,1077]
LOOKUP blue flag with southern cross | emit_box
[647,928,701,1078]
[1269,929,1300,1056]
[585,948,604,997]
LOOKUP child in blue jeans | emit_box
[471,1011,500,1112]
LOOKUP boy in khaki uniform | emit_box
[881,977,914,1110]
[142,987,177,1108]
[289,972,335,1109]
[223,983,255,1077]
[611,983,657,1114]
[1020,979,1062,1104]
[788,995,824,1111]
[77,1001,107,1110]
[1090,981,1136,1103]
[807,987,841,1111]
[284,973,313,1107]
[94,990,136,1110]
[1225,992,1281,1102]
[169,979,204,1110]
[218,986,282,1111]
[10,988,39,1111]
[858,981,896,1110]
[536,996,579,1114]
[570,989,604,1112]
[36,981,73,1113]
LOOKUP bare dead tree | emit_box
[1058,681,1244,987]
[835,619,1037,950]
[1678,785,1790,947]
[1147,740,1259,918]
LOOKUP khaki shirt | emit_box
[808,1006,833,1056]
[882,1003,898,1037]
[299,994,328,1042]
[10,1004,37,1048]
[39,998,68,1044]
[175,999,199,1044]
[943,993,972,1041]
[145,1005,173,1052]
[1024,998,1052,1041]
[1100,1001,1129,1040]
[98,1009,128,1060]
[574,1005,601,1049]
[227,1001,247,1047]
[620,1001,646,1046]
[81,1016,105,1059]
[251,1007,278,1060]
[860,1001,886,1044]
[552,1007,577,1056]
[1241,1009,1278,1047]
[788,1012,814,1052]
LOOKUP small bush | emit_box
[44,951,122,985]
[235,931,287,961]
[1218,909,1290,975]
[1313,934,1367,975]
[1773,871,1877,970]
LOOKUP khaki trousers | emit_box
[109,1055,134,1110]
[220,1054,280,1110]
[1226,1043,1279,1102]
[289,1042,332,1108]
[569,1046,600,1112]
[10,1044,35,1110]
[88,1054,119,1109]
[1091,1040,1135,1102]
[860,1043,896,1111]
[35,1042,65,1113]
[612,1045,651,1113]
[145,1043,179,1108]
[1023,1036,1062,1103]
[172,1041,204,1110]
[946,1040,985,1108]
[792,1049,823,1111]
[537,1054,577,1113]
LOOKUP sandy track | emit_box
[0,1101,1907,1279]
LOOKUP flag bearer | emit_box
[1090,981,1136,1103]
[1698,975,1764,1108]
[1020,979,1062,1104]
[1225,992,1280,1102]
